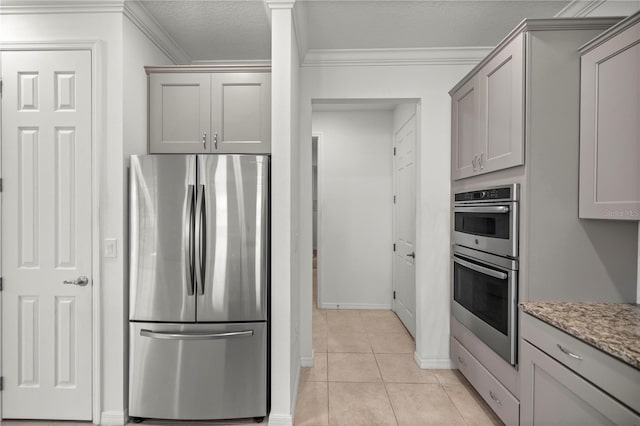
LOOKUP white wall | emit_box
[299,61,482,369]
[1,9,173,424]
[312,110,393,309]
[269,2,300,424]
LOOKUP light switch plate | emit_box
[104,238,117,258]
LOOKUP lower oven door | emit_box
[452,247,518,365]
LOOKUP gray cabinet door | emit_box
[451,75,480,180]
[195,155,269,322]
[129,155,197,322]
[478,33,524,175]
[149,73,211,153]
[212,72,271,154]
[579,18,640,220]
[520,340,640,426]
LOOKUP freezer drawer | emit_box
[129,322,267,420]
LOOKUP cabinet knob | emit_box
[472,156,478,171]
[202,132,207,150]
[214,132,218,150]
[479,152,484,169]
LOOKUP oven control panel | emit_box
[454,185,518,203]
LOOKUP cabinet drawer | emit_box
[521,313,640,413]
[521,340,640,425]
[452,337,520,425]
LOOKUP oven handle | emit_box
[453,256,508,280]
[454,206,510,214]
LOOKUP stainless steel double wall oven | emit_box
[452,184,519,365]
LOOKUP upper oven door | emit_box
[453,201,518,258]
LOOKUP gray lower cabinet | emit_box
[520,340,640,426]
[521,313,640,425]
[579,11,640,220]
[452,337,520,425]
[148,68,271,154]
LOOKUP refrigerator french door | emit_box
[128,154,269,421]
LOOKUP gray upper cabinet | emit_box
[579,12,640,220]
[451,33,524,180]
[212,73,271,154]
[148,68,271,154]
[149,73,211,153]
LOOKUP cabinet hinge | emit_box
[393,291,396,300]
[393,243,396,252]
[0,277,3,291]
[393,147,396,156]
[0,80,3,97]
[0,178,3,192]
[0,376,3,391]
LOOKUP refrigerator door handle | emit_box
[194,184,206,295]
[140,329,253,340]
[184,184,195,295]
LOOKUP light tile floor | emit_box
[295,308,503,425]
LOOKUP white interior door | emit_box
[1,50,93,420]
[393,114,416,337]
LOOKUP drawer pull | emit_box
[489,390,502,406]
[457,356,466,366]
[557,344,583,360]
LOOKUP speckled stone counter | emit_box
[520,302,640,370]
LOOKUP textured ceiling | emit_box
[141,1,271,61]
[139,0,576,62]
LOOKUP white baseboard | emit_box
[300,355,314,367]
[101,410,127,425]
[268,413,293,426]
[414,352,455,369]
[319,302,392,310]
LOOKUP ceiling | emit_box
[138,0,576,63]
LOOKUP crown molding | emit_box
[190,59,272,68]
[0,0,124,14]
[292,1,309,63]
[301,47,493,67]
[554,0,606,17]
[265,0,295,10]
[123,1,190,64]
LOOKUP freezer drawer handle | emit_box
[140,329,254,341]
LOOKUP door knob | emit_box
[407,252,415,258]
[63,276,89,286]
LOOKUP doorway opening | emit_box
[310,99,419,358]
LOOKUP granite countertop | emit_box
[520,301,640,370]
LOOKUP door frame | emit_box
[312,132,324,309]
[0,41,103,423]
[391,109,417,335]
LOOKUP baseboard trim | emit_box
[414,352,455,369]
[100,410,127,425]
[300,353,314,367]
[319,302,392,310]
[268,413,293,426]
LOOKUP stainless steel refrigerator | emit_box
[128,154,269,421]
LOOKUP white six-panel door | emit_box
[1,50,92,420]
[392,114,416,338]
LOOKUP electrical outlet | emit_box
[104,238,117,258]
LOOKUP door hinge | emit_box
[0,178,3,192]
[393,147,396,156]
[0,376,3,391]
[0,80,3,97]
[0,277,3,291]
[393,195,396,204]
[393,243,396,252]
[393,291,396,300]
